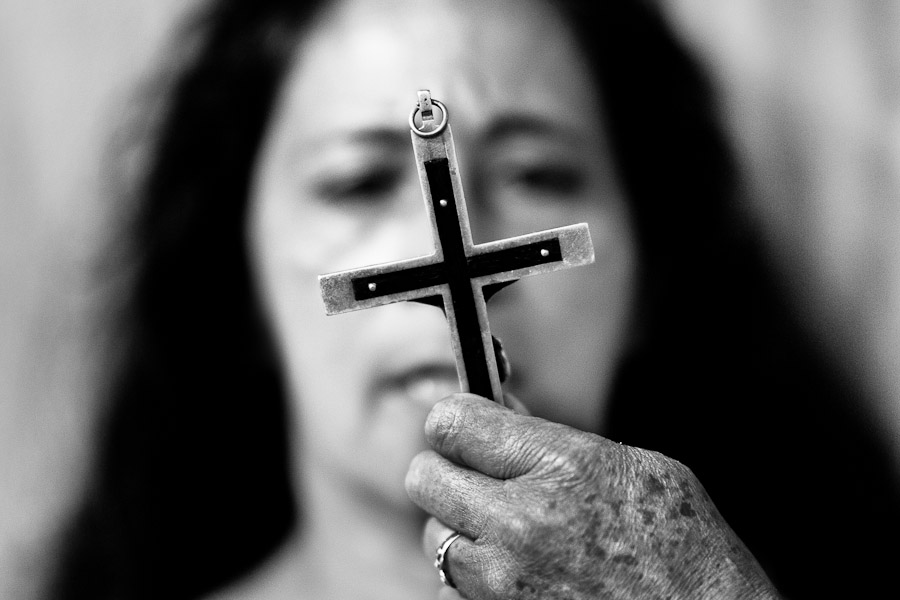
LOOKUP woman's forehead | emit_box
[272,0,595,141]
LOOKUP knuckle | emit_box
[492,485,559,561]
[496,501,533,542]
[477,549,517,600]
[624,447,714,517]
[635,446,697,483]
[533,427,604,481]
[504,433,550,475]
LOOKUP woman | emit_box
[52,0,899,598]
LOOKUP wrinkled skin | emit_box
[406,395,781,600]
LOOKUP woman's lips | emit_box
[370,363,461,410]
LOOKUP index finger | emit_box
[425,393,562,479]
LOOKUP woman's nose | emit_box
[461,177,503,246]
[376,195,438,261]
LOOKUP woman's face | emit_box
[247,0,637,509]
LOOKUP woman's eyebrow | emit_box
[295,127,409,160]
[342,127,410,147]
[481,114,586,145]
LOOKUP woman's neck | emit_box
[298,466,441,599]
[208,467,441,600]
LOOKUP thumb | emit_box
[425,394,560,479]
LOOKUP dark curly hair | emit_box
[52,1,899,599]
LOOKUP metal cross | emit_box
[319,90,595,406]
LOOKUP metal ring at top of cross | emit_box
[409,90,449,138]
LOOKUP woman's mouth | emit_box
[370,363,461,411]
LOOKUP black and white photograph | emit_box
[2,1,898,598]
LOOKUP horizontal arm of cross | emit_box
[318,222,593,316]
[319,254,445,315]
[468,223,594,288]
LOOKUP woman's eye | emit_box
[509,165,584,197]
[316,169,401,204]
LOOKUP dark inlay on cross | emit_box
[319,90,595,405]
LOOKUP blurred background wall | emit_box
[0,1,200,597]
[1,1,897,598]
[663,0,900,456]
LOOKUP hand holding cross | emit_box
[319,90,595,405]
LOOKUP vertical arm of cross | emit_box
[409,102,505,405]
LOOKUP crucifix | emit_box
[319,90,595,406]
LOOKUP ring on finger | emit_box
[435,531,462,588]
